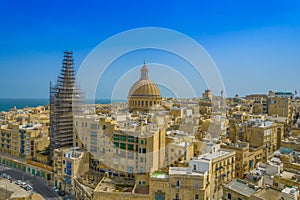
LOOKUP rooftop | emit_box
[94,177,134,193]
[151,171,169,179]
[196,149,234,161]
[224,179,259,197]
[278,171,300,183]
[169,167,206,176]
[282,187,299,195]
[252,188,282,199]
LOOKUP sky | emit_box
[0,0,300,99]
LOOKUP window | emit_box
[119,150,126,158]
[120,135,126,141]
[127,152,134,159]
[90,146,97,152]
[195,194,199,200]
[140,167,144,173]
[90,123,98,129]
[120,143,126,150]
[128,136,134,142]
[126,166,133,173]
[155,191,165,200]
[113,134,119,141]
[228,193,231,200]
[193,164,197,170]
[175,193,179,200]
[128,144,134,150]
[90,132,97,137]
[238,198,242,200]
[176,180,180,188]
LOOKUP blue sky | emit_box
[0,0,300,99]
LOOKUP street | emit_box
[0,165,62,200]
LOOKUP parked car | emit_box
[15,180,22,185]
[58,190,65,196]
[24,184,33,191]
[63,195,71,200]
[2,173,7,178]
[6,175,11,180]
[52,186,59,193]
[20,182,27,188]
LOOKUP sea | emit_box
[0,98,125,112]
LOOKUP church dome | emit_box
[128,62,160,97]
[129,79,160,97]
[128,61,162,113]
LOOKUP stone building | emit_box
[52,147,89,194]
[268,97,292,118]
[202,89,213,100]
[245,94,268,114]
[222,142,263,179]
[0,122,49,160]
[245,120,281,161]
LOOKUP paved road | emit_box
[0,165,62,200]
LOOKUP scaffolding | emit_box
[49,51,83,160]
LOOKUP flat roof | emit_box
[224,179,258,197]
[197,150,233,161]
[253,188,281,199]
[169,167,205,176]
[151,172,169,179]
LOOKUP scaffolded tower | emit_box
[50,51,81,159]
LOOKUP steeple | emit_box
[140,60,149,80]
